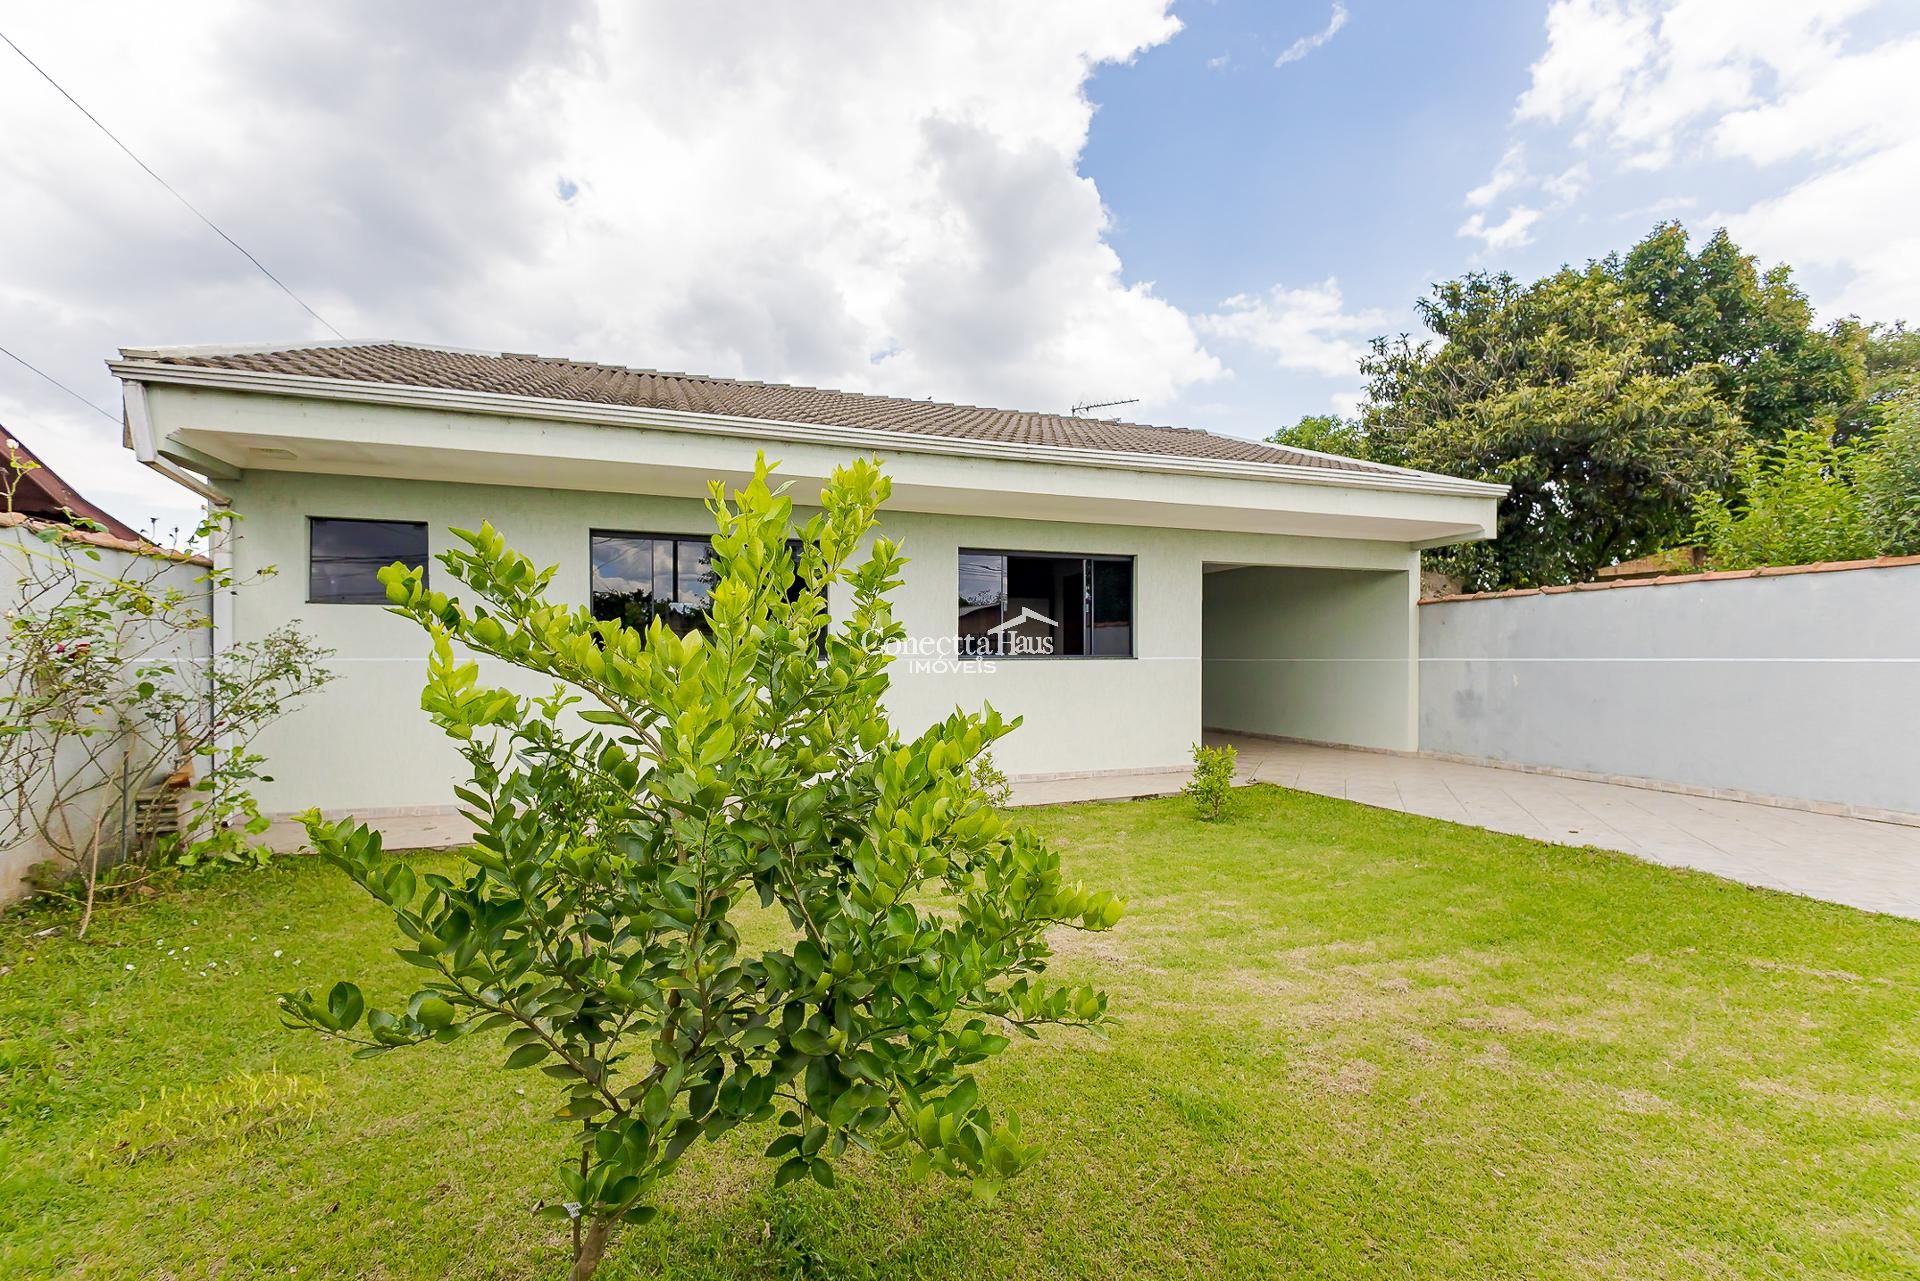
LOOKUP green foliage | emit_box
[78,1071,327,1168]
[1266,413,1372,460]
[1363,264,1742,589]
[1856,395,1920,557]
[1182,743,1236,822]
[1828,320,1920,442]
[1690,427,1877,570]
[1612,223,1856,442]
[277,455,1121,1280]
[969,748,1013,810]
[1350,222,1881,590]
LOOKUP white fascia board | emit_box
[121,380,231,505]
[108,359,1510,502]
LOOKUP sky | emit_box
[2,0,1917,537]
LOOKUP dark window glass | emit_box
[592,532,807,641]
[957,552,1005,649]
[309,517,427,604]
[587,534,658,633]
[955,550,1133,659]
[1090,558,1133,656]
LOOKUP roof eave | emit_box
[106,359,1511,502]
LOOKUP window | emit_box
[956,550,1133,659]
[309,517,428,604]
[590,532,803,638]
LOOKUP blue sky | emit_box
[1081,0,1920,438]
[3,1,1917,534]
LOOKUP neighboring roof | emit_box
[3,429,148,543]
[1421,553,1920,605]
[116,340,1440,481]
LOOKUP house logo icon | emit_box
[983,607,1057,655]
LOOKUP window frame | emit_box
[955,547,1136,661]
[306,515,429,606]
[588,529,809,639]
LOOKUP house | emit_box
[109,341,1504,821]
[5,428,150,543]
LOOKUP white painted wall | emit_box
[218,469,1421,816]
[1200,562,1419,751]
[1,522,211,902]
[1419,563,1920,815]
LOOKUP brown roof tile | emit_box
[132,342,1414,476]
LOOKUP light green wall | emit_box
[223,470,1419,816]
[1200,564,1418,751]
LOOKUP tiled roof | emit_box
[128,342,1411,476]
[4,428,148,542]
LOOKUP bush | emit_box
[970,748,1013,809]
[1690,426,1877,570]
[0,503,332,934]
[1183,742,1237,821]
[278,456,1122,1281]
[1857,395,1920,556]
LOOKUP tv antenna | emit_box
[1070,396,1139,417]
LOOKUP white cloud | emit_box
[1196,279,1387,379]
[1478,0,1920,320]
[1329,388,1365,418]
[1724,136,1920,322]
[0,1,1225,533]
[1457,143,1583,252]
[1465,144,1528,209]
[1275,2,1349,68]
[1458,205,1544,251]
[1513,0,1877,166]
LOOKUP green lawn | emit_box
[5,784,1920,1279]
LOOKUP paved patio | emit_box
[1192,735,1920,920]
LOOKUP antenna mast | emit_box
[1069,396,1140,417]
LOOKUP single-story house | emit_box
[110,341,1504,820]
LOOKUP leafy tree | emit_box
[1829,319,1920,442]
[1612,223,1857,441]
[1266,413,1377,461]
[1361,266,1742,589]
[279,456,1122,1281]
[1690,426,1876,570]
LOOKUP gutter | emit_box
[121,380,231,505]
[107,359,1510,503]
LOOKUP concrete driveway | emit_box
[1210,735,1920,921]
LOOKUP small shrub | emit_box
[970,748,1013,809]
[279,456,1121,1281]
[78,1071,327,1168]
[1183,742,1237,821]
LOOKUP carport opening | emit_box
[1200,563,1417,753]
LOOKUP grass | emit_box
[4,784,1920,1279]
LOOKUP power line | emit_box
[0,344,120,425]
[0,28,345,340]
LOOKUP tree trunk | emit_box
[569,1219,612,1281]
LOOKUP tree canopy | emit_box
[1268,222,1893,590]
